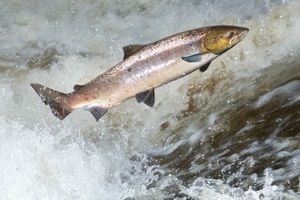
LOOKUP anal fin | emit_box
[88,106,108,121]
[135,89,155,107]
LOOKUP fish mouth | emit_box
[238,28,249,40]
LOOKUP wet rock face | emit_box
[150,62,300,195]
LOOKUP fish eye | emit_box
[227,31,235,38]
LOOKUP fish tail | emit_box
[30,83,73,120]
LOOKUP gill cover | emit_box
[204,31,233,54]
[203,26,248,54]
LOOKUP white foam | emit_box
[254,80,300,108]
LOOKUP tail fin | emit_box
[30,83,73,120]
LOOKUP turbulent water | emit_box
[0,0,300,199]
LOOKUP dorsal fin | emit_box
[74,84,85,91]
[123,44,147,60]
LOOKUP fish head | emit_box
[203,26,249,54]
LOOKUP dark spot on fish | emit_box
[127,68,132,72]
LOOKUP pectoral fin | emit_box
[123,44,147,60]
[199,62,211,72]
[88,106,108,121]
[182,54,201,63]
[135,89,155,107]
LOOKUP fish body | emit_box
[31,25,248,121]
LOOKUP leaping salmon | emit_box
[31,25,248,121]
